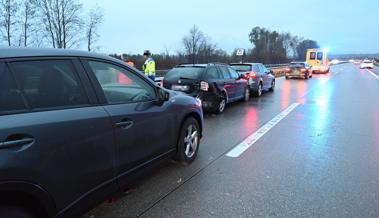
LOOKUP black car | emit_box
[0,48,203,218]
[162,63,249,114]
[230,63,275,97]
[285,62,313,79]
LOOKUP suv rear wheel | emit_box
[175,117,200,164]
[215,93,226,114]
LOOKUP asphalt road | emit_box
[84,63,379,218]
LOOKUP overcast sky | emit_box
[82,0,379,55]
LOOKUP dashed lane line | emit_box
[226,103,300,158]
[367,69,379,80]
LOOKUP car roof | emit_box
[176,64,208,68]
[0,47,119,62]
[230,63,261,65]
[176,63,227,68]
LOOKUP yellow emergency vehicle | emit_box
[306,49,330,73]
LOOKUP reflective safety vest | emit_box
[142,58,156,76]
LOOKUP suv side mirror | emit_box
[156,87,170,105]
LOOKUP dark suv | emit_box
[0,48,203,218]
[162,63,249,114]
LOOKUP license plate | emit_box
[172,85,190,91]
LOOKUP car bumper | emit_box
[286,72,307,78]
[190,91,219,111]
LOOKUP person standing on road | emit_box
[142,50,156,81]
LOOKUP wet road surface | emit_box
[84,63,379,218]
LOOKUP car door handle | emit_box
[115,120,134,130]
[0,138,35,149]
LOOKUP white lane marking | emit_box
[367,69,379,80]
[226,103,300,158]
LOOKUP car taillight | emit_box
[285,67,291,72]
[160,79,164,87]
[200,81,209,91]
[300,68,307,73]
[245,72,257,79]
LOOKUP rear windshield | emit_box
[290,63,305,67]
[165,67,204,80]
[230,65,252,72]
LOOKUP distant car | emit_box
[360,60,374,69]
[0,48,203,218]
[229,63,275,97]
[163,63,249,114]
[285,62,313,79]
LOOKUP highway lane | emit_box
[84,63,379,218]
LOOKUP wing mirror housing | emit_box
[156,87,170,106]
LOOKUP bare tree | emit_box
[0,0,18,46]
[19,0,38,47]
[86,6,103,52]
[182,25,206,64]
[35,0,83,49]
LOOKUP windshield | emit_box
[165,67,204,80]
[230,65,252,72]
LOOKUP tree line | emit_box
[0,0,103,51]
[117,25,320,70]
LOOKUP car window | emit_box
[317,52,323,60]
[228,67,240,79]
[206,67,220,79]
[10,60,89,109]
[0,63,26,114]
[220,66,232,79]
[88,61,156,104]
[165,67,204,80]
[310,52,316,60]
[230,65,251,72]
[253,65,260,72]
[260,65,268,73]
[290,63,305,67]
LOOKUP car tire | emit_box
[0,205,36,218]
[285,76,289,79]
[269,80,275,92]
[175,117,200,165]
[255,83,263,97]
[305,73,309,80]
[215,93,226,114]
[243,87,250,102]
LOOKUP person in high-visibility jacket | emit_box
[142,50,156,81]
